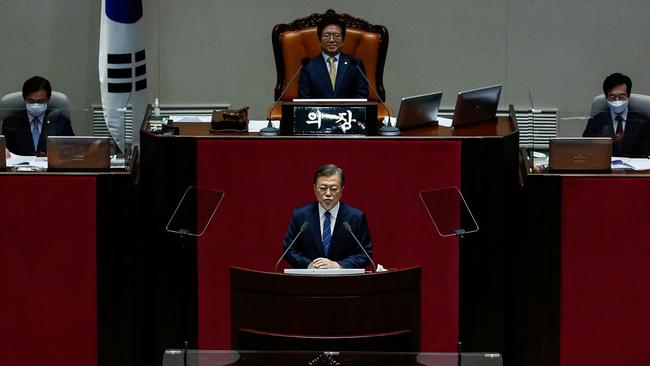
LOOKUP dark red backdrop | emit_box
[0,175,97,366]
[561,177,650,366]
[196,138,462,351]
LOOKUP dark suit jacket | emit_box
[2,109,74,155]
[283,202,372,269]
[583,109,650,157]
[298,53,369,99]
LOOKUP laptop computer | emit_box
[47,136,110,171]
[0,135,6,169]
[549,137,612,172]
[396,92,443,130]
[451,84,502,128]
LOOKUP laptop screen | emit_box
[396,92,443,130]
[451,84,502,128]
[47,136,110,171]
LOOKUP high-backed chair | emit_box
[0,91,71,121]
[271,9,390,125]
[590,93,650,116]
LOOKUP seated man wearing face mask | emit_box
[583,72,650,157]
[2,76,74,156]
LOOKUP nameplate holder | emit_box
[281,102,378,136]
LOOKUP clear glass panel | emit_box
[419,187,478,237]
[166,186,225,237]
[163,350,503,366]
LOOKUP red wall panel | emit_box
[197,139,462,351]
[561,178,650,366]
[0,175,97,366]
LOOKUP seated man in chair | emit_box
[298,16,369,99]
[2,76,74,156]
[583,72,650,157]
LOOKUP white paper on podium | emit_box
[284,268,365,275]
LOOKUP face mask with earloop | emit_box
[607,99,628,115]
[26,103,48,117]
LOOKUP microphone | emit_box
[274,221,310,272]
[349,57,398,136]
[342,221,385,272]
[260,57,311,136]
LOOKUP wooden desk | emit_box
[169,116,515,138]
[139,111,521,365]
[230,267,421,351]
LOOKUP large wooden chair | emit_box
[270,9,390,124]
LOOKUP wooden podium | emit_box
[230,266,421,351]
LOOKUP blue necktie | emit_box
[322,211,332,256]
[31,118,41,151]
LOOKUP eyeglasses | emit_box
[317,185,340,194]
[321,33,342,40]
[607,94,628,101]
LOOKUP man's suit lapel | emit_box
[18,111,37,154]
[37,110,59,151]
[315,56,335,95]
[310,203,325,257]
[621,111,639,154]
[330,203,349,258]
[334,54,351,97]
[602,113,615,137]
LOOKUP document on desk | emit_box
[168,115,212,123]
[611,157,650,170]
[6,154,48,168]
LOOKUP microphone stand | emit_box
[261,57,310,136]
[274,222,310,272]
[351,58,399,136]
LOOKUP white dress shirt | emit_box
[322,52,340,74]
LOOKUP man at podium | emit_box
[283,164,373,269]
[297,15,369,99]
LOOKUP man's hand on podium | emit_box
[308,257,341,269]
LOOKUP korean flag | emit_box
[99,0,148,152]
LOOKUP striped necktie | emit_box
[322,211,332,256]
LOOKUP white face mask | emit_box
[26,102,48,117]
[607,100,628,114]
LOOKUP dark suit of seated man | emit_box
[2,76,74,156]
[583,72,650,157]
[298,15,369,99]
[283,164,372,269]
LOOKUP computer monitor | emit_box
[47,136,110,171]
[396,92,443,130]
[451,84,502,128]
